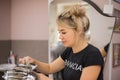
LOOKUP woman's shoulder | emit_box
[84,44,102,58]
[82,44,104,67]
[87,44,100,52]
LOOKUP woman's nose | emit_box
[59,34,63,40]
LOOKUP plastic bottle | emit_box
[9,50,15,64]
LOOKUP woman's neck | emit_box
[72,39,88,53]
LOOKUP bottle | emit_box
[9,50,15,64]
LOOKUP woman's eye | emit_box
[62,32,66,34]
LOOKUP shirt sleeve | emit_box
[83,50,104,67]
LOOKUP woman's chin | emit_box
[63,44,70,47]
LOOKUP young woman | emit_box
[19,4,104,80]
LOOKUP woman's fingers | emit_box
[19,56,33,64]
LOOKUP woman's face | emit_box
[58,24,77,47]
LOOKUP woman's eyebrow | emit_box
[58,29,65,32]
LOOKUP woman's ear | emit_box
[76,27,83,35]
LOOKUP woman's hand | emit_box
[19,56,35,64]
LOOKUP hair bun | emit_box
[70,5,86,17]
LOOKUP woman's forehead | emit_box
[57,26,66,31]
[57,23,72,30]
[57,25,75,33]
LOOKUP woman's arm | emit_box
[100,43,110,57]
[35,56,65,74]
[100,48,107,57]
[37,73,52,80]
[19,56,65,74]
[80,65,101,80]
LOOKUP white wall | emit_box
[87,5,115,48]
[11,0,48,40]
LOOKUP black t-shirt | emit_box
[61,44,104,80]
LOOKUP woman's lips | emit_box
[62,41,66,44]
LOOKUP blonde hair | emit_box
[57,4,90,33]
